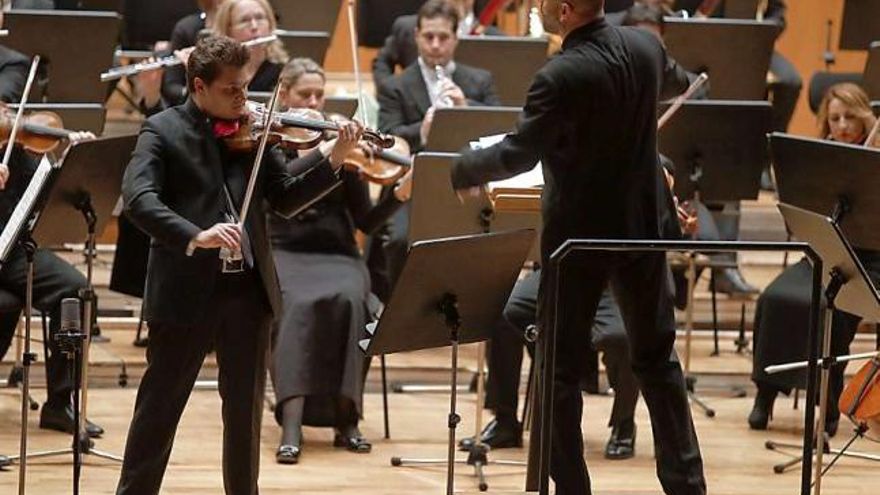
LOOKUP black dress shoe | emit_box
[824,413,840,438]
[276,444,301,464]
[39,403,104,438]
[458,418,523,451]
[712,268,759,297]
[0,454,10,468]
[604,421,636,460]
[333,434,372,453]
[748,386,777,430]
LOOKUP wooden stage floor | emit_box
[1,382,878,494]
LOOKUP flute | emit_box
[99,34,277,82]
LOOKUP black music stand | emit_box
[840,0,880,51]
[425,107,520,153]
[663,18,779,100]
[4,10,121,103]
[6,135,135,487]
[659,99,771,412]
[271,0,342,32]
[770,133,880,250]
[7,103,106,135]
[360,230,535,494]
[456,36,548,106]
[861,42,880,102]
[276,30,332,65]
[769,204,880,492]
[660,100,772,201]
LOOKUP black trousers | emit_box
[0,246,86,406]
[544,251,705,495]
[486,270,639,428]
[116,270,272,495]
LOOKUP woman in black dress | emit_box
[749,82,880,436]
[160,0,225,106]
[270,58,413,464]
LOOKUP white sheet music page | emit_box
[0,155,53,265]
[469,133,544,191]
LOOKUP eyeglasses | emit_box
[233,12,269,30]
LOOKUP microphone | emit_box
[56,298,84,355]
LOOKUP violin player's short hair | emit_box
[417,0,461,33]
[186,34,250,93]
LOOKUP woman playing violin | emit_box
[268,57,412,465]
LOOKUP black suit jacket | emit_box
[122,99,340,325]
[451,19,688,257]
[371,14,503,88]
[377,62,501,151]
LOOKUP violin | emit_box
[838,354,880,437]
[225,103,395,153]
[342,134,412,186]
[0,106,72,154]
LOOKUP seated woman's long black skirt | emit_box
[271,251,374,427]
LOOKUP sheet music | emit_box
[0,156,53,265]
[470,133,544,191]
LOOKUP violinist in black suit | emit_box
[451,1,705,494]
[115,35,359,495]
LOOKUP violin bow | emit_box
[237,80,283,226]
[865,116,880,149]
[346,0,368,125]
[657,72,708,130]
[1,55,41,172]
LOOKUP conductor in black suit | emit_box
[115,35,360,495]
[451,1,705,494]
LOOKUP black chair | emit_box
[806,72,863,114]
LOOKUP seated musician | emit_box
[371,0,501,88]
[157,0,286,106]
[376,0,500,286]
[270,58,413,465]
[211,0,287,91]
[0,19,103,440]
[749,82,879,437]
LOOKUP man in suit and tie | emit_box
[375,0,500,288]
[371,0,501,87]
[115,35,361,495]
[451,1,706,494]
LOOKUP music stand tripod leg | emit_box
[684,254,716,418]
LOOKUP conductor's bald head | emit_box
[540,0,605,37]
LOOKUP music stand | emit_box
[770,203,880,494]
[271,0,342,32]
[7,103,106,135]
[770,133,880,250]
[6,135,135,488]
[660,100,772,201]
[4,10,121,103]
[659,99,771,413]
[276,30,332,65]
[456,36,548,106]
[861,42,880,101]
[360,230,535,494]
[663,18,779,100]
[840,0,880,51]
[425,107,520,153]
